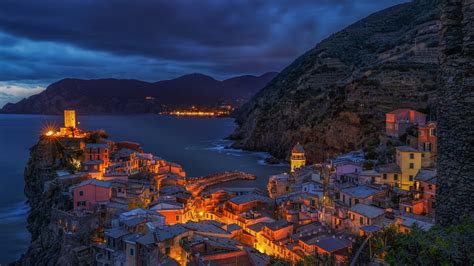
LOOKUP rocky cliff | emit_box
[1,72,277,115]
[231,0,441,162]
[16,138,87,265]
[436,0,474,226]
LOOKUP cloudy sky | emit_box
[0,0,407,107]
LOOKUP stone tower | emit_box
[436,0,474,226]
[64,110,76,128]
[290,142,306,172]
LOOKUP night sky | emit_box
[0,0,407,107]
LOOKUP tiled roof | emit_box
[264,220,291,231]
[415,169,437,184]
[376,163,401,174]
[85,143,109,149]
[292,142,305,153]
[229,194,272,205]
[71,178,111,189]
[105,227,129,238]
[350,204,385,218]
[314,236,351,253]
[396,146,421,152]
[341,185,383,199]
[154,224,187,241]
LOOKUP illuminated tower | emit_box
[64,109,76,128]
[290,142,306,172]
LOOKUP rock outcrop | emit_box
[16,138,87,265]
[436,0,474,226]
[231,0,441,162]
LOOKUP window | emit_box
[360,217,364,225]
[405,207,411,213]
[428,184,432,190]
[383,174,387,180]
[79,191,84,196]
[130,248,134,256]
[430,128,436,136]
[176,215,180,221]
[410,153,414,159]
[409,163,415,169]
[409,175,414,182]
[77,202,81,207]
[354,199,359,205]
[394,174,398,181]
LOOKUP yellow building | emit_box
[290,142,306,172]
[64,109,76,128]
[378,146,422,190]
[396,146,422,190]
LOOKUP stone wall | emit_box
[436,0,474,225]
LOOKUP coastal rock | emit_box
[231,0,441,162]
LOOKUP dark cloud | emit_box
[0,0,407,107]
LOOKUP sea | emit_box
[0,114,288,263]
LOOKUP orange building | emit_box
[386,109,426,138]
[418,122,437,166]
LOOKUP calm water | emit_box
[0,114,288,262]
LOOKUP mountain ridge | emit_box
[230,0,441,162]
[0,72,278,114]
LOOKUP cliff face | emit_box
[16,139,85,265]
[436,0,474,226]
[231,0,441,162]
[1,72,277,115]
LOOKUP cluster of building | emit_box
[43,108,438,265]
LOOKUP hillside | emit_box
[230,0,441,162]
[0,72,277,114]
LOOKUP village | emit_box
[42,108,438,265]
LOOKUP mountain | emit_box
[0,72,277,114]
[230,0,441,162]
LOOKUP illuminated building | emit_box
[64,109,76,128]
[385,109,426,138]
[290,143,306,173]
[418,122,437,167]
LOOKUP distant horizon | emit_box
[0,0,407,109]
[0,71,278,108]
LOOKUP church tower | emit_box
[290,142,306,172]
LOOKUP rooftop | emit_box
[415,169,437,184]
[85,143,109,149]
[396,146,421,153]
[184,220,230,235]
[376,163,401,174]
[341,185,383,199]
[82,160,104,165]
[314,236,352,253]
[154,224,187,241]
[105,227,129,238]
[350,204,385,218]
[71,178,111,189]
[229,194,272,205]
[264,220,291,231]
[292,142,305,153]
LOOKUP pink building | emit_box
[71,179,112,211]
[386,109,427,138]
